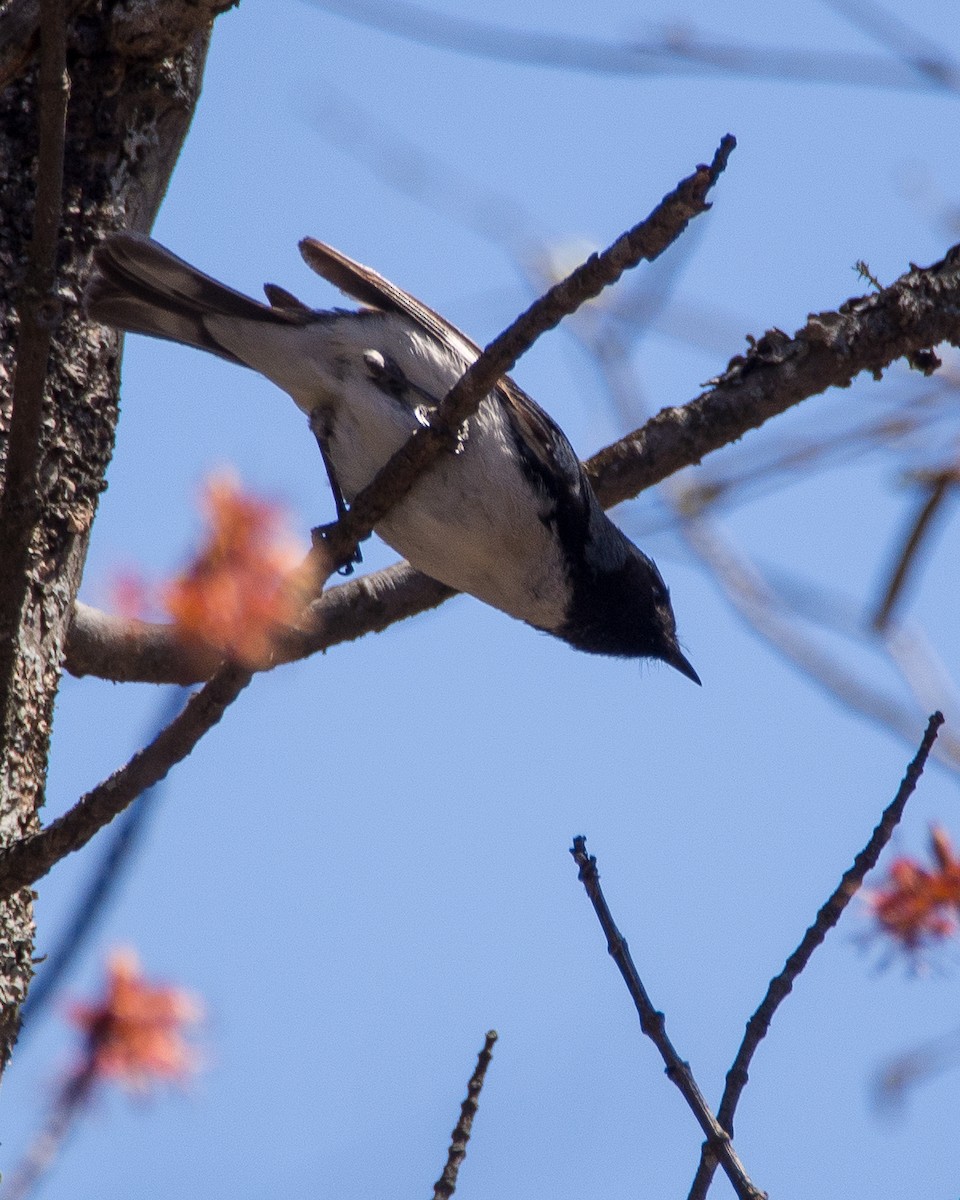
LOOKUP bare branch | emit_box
[66,565,454,684]
[687,712,944,1200]
[0,666,251,901]
[432,1031,498,1200]
[570,836,766,1200]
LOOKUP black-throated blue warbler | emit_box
[87,233,699,683]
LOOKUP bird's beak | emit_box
[662,645,702,686]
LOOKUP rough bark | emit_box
[0,0,223,1074]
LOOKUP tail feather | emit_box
[86,233,310,365]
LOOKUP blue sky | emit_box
[5,2,960,1198]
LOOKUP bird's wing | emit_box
[299,237,585,491]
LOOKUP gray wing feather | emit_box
[299,236,584,491]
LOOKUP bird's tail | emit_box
[86,232,309,365]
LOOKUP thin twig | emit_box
[873,468,958,629]
[321,135,735,568]
[432,1031,498,1200]
[0,0,69,761]
[0,666,251,900]
[570,836,766,1200]
[686,711,944,1200]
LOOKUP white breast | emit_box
[202,310,571,630]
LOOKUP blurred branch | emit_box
[0,0,68,759]
[821,0,958,89]
[874,1023,960,1111]
[0,666,251,901]
[687,711,944,1200]
[314,83,544,266]
[570,836,765,1200]
[654,374,959,526]
[678,516,960,767]
[2,1056,97,1200]
[310,0,960,91]
[18,688,187,1036]
[432,1030,498,1200]
[872,465,959,629]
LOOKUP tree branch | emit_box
[66,567,454,683]
[570,836,766,1200]
[686,711,944,1200]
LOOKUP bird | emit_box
[86,232,700,683]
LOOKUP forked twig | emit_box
[570,836,766,1200]
[686,710,944,1200]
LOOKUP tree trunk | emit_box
[0,0,224,1075]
